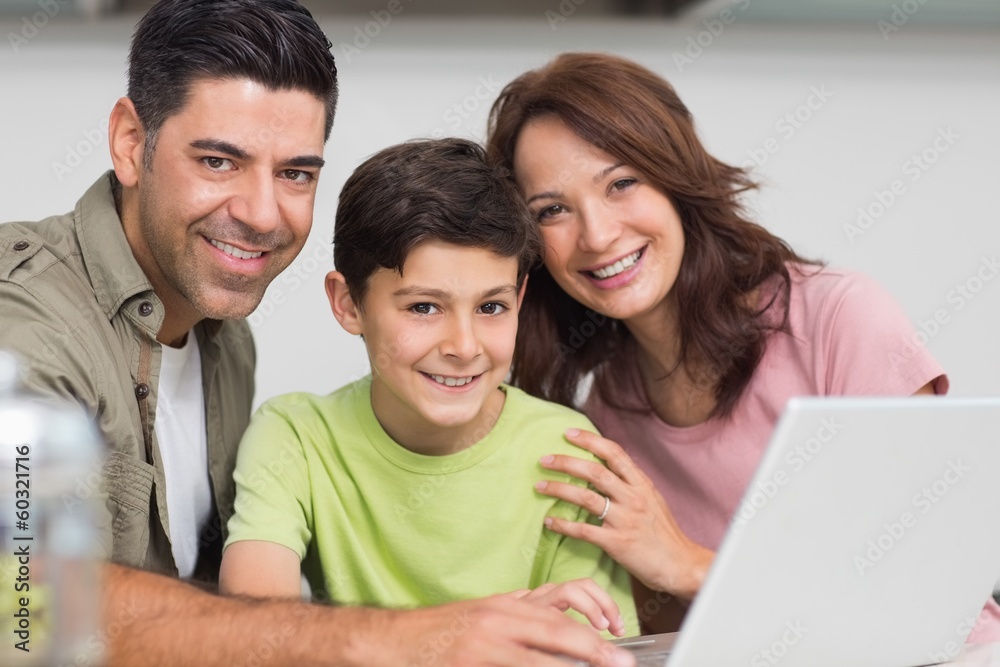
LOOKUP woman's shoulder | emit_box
[784,262,894,325]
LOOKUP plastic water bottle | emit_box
[0,351,105,666]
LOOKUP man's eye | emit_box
[283,169,314,183]
[479,302,507,316]
[203,157,234,171]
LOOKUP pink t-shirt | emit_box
[585,265,1000,642]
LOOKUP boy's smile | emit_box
[329,240,526,456]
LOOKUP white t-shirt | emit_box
[155,333,212,579]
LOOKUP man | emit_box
[0,1,634,665]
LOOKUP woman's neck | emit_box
[624,296,718,428]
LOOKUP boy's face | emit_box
[332,240,525,454]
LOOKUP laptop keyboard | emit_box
[635,654,670,667]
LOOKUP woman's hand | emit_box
[505,578,627,636]
[534,428,715,601]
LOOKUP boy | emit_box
[220,139,637,636]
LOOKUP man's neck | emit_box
[115,179,202,348]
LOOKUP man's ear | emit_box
[326,271,364,335]
[515,274,529,313]
[108,97,146,188]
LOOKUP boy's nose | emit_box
[441,317,481,360]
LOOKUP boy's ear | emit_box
[326,271,364,335]
[108,97,146,188]
[515,275,529,313]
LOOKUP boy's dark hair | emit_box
[334,138,541,307]
[128,0,338,167]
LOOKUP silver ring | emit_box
[598,495,611,521]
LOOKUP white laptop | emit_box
[573,397,1000,667]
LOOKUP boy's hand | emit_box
[508,578,627,636]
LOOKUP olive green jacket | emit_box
[0,172,255,583]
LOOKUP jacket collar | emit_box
[75,171,154,321]
[75,171,225,346]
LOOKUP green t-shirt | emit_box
[226,376,637,634]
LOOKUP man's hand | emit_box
[102,563,636,667]
[380,594,635,667]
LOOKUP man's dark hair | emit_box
[128,0,338,166]
[334,138,541,307]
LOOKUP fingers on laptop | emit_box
[443,596,635,667]
[518,579,626,636]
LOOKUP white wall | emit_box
[1,8,998,409]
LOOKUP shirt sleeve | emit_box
[814,271,948,396]
[527,413,639,637]
[533,494,639,637]
[0,281,114,557]
[224,399,315,560]
[0,281,103,416]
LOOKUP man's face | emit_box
[131,78,326,321]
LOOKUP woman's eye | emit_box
[611,178,636,192]
[537,204,565,221]
[479,302,508,316]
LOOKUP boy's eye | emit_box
[479,302,507,316]
[409,303,438,315]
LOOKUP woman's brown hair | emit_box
[487,52,818,419]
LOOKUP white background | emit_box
[1,4,997,409]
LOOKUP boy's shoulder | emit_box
[253,377,369,423]
[500,385,599,455]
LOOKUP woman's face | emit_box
[513,115,685,325]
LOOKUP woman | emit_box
[486,52,1000,639]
